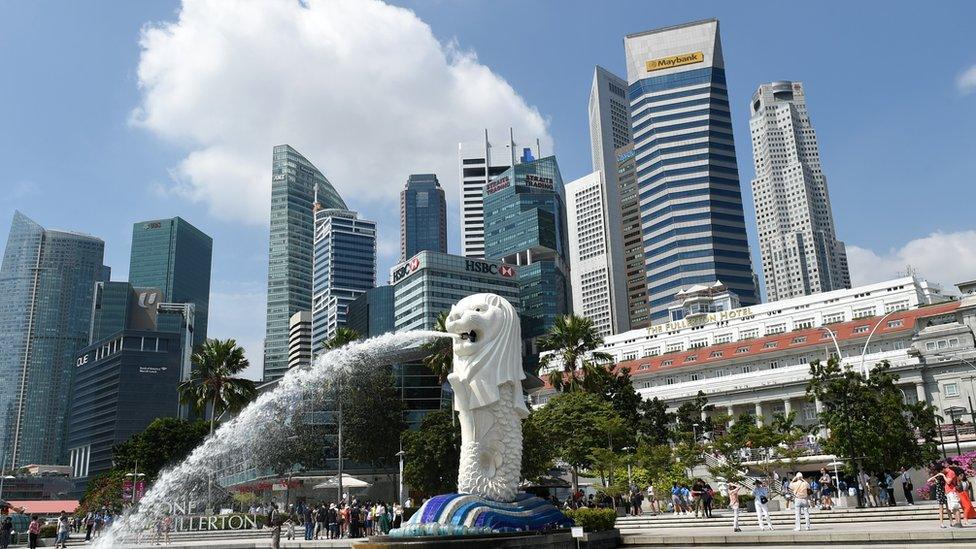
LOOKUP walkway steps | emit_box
[620,528,976,547]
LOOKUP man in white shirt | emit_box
[790,472,811,531]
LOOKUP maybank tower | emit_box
[625,19,759,323]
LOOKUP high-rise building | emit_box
[287,311,312,371]
[624,19,759,323]
[458,130,541,258]
[400,174,447,260]
[565,171,628,337]
[67,282,185,496]
[749,81,851,301]
[0,212,108,467]
[584,66,631,335]
[129,217,212,347]
[390,251,521,333]
[347,285,395,338]
[483,156,571,356]
[265,145,347,381]
[311,209,376,351]
[616,144,650,329]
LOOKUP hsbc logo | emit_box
[465,260,516,278]
[409,257,420,272]
[392,256,423,284]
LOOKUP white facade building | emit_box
[749,81,851,301]
[287,310,311,370]
[458,130,542,258]
[586,66,632,334]
[566,171,628,337]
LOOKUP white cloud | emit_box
[958,65,976,95]
[206,282,267,381]
[847,231,976,292]
[132,0,551,225]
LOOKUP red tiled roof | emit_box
[6,500,78,515]
[540,300,960,390]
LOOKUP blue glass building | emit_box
[346,285,395,338]
[265,145,347,381]
[311,209,376,351]
[482,156,570,352]
[129,217,212,347]
[624,20,759,323]
[0,212,108,467]
[400,174,447,260]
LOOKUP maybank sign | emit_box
[647,306,754,335]
[645,51,704,73]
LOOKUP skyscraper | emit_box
[129,217,212,347]
[347,285,395,339]
[749,81,851,301]
[624,19,759,323]
[287,311,312,371]
[565,171,628,337]
[265,145,347,381]
[616,144,650,329]
[583,66,631,335]
[0,212,108,467]
[483,156,570,356]
[458,130,541,258]
[400,174,447,260]
[311,209,376,351]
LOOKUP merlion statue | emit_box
[388,293,572,537]
[445,293,528,502]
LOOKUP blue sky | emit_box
[2,0,975,377]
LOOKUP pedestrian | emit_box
[0,516,12,549]
[161,513,173,545]
[930,463,964,528]
[56,511,70,549]
[691,479,704,518]
[314,504,325,540]
[84,512,94,541]
[268,503,281,549]
[900,467,915,505]
[878,474,889,506]
[885,472,897,506]
[754,480,774,531]
[646,484,658,514]
[727,481,742,533]
[27,515,41,549]
[930,463,949,528]
[670,482,682,515]
[818,468,833,510]
[790,472,811,531]
[702,483,714,518]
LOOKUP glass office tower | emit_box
[129,217,212,347]
[311,209,376,351]
[624,19,759,323]
[0,211,108,467]
[265,145,347,381]
[482,156,570,354]
[347,285,395,339]
[400,174,447,260]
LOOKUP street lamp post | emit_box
[819,327,843,362]
[396,449,406,504]
[944,407,965,457]
[622,447,634,489]
[859,311,899,378]
[935,415,948,460]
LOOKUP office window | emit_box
[944,383,960,398]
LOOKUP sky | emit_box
[2,0,975,380]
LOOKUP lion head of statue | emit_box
[445,293,527,415]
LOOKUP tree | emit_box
[322,327,360,351]
[538,314,613,392]
[807,358,939,477]
[178,338,257,434]
[636,397,673,445]
[342,366,406,479]
[78,471,126,514]
[520,411,555,483]
[422,311,453,383]
[673,391,714,443]
[112,418,210,480]
[401,409,460,498]
[528,391,622,491]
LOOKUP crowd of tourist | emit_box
[265,499,404,540]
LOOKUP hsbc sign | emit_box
[392,256,423,284]
[465,260,516,278]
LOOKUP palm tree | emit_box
[538,314,613,392]
[422,311,453,383]
[322,327,360,351]
[178,338,257,434]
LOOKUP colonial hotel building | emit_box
[534,275,976,455]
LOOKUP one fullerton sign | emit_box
[645,51,704,72]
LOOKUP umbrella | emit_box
[313,474,371,489]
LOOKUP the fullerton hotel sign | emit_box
[647,307,754,335]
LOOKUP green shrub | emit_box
[39,523,57,538]
[563,508,616,532]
